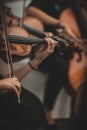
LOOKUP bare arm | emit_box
[3,57,49,81]
[11,56,44,81]
[27,6,59,26]
[3,38,57,81]
[27,6,76,39]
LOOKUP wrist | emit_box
[54,20,60,27]
[32,56,44,65]
[56,22,65,29]
[27,61,38,70]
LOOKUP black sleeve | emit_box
[27,0,46,10]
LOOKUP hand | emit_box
[0,78,21,99]
[56,22,76,39]
[45,32,53,38]
[31,38,57,66]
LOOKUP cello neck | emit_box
[72,1,87,39]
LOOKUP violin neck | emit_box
[23,24,45,38]
[0,35,46,45]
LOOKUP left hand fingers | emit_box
[45,38,57,51]
[45,32,53,38]
[49,38,57,48]
[35,44,46,56]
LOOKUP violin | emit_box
[0,4,44,30]
[58,0,87,92]
[0,4,76,62]
[0,2,46,60]
[0,28,79,61]
[0,4,33,61]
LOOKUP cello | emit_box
[59,0,87,92]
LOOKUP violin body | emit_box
[59,6,87,91]
[0,6,44,32]
[1,27,32,56]
[0,27,33,62]
[0,5,34,61]
[24,17,44,31]
[0,5,45,60]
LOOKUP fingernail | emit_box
[18,98,21,104]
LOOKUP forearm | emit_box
[27,6,60,26]
[14,64,32,81]
[3,57,43,81]
[13,55,47,81]
[3,38,55,81]
[3,64,32,81]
